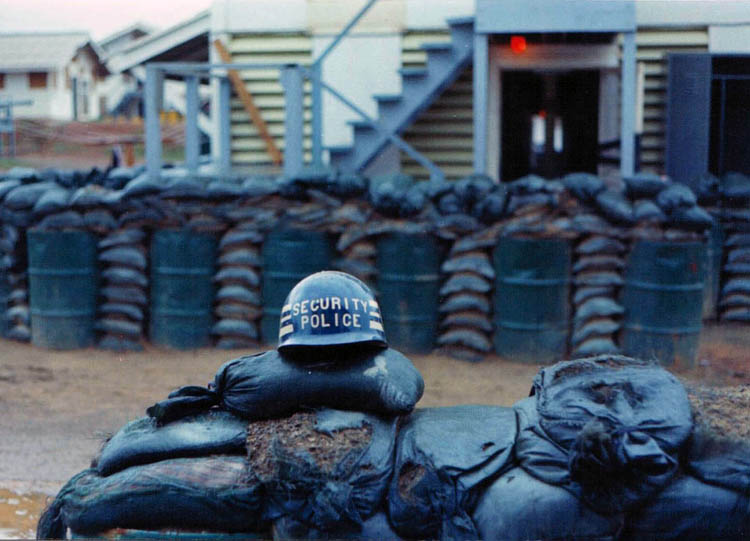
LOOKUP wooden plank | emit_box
[214,38,284,165]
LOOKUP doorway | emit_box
[501,69,600,180]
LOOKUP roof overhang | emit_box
[107,10,209,74]
[475,0,636,34]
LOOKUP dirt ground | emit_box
[1,322,749,536]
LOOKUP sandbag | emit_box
[576,236,625,255]
[563,172,605,202]
[388,405,516,540]
[249,409,397,531]
[656,183,697,213]
[624,172,669,199]
[272,511,402,540]
[595,190,634,225]
[37,456,266,539]
[95,410,247,476]
[147,348,424,423]
[473,467,623,541]
[514,355,693,515]
[438,292,490,314]
[622,475,750,540]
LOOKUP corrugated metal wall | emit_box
[399,30,475,181]
[227,33,313,167]
[635,27,709,174]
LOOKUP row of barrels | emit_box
[20,228,707,366]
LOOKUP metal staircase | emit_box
[327,17,475,174]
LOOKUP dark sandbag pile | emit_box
[213,226,263,349]
[0,164,722,357]
[39,351,750,539]
[1,223,29,342]
[716,172,750,322]
[97,228,148,351]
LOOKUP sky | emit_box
[0,0,212,40]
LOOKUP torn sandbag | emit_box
[387,405,517,540]
[473,467,623,541]
[248,409,397,531]
[514,355,693,515]
[147,348,424,423]
[685,385,750,495]
[95,410,248,476]
[37,456,266,539]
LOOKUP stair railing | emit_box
[306,0,444,180]
[299,65,445,181]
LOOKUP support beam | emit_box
[184,75,200,174]
[620,31,637,177]
[145,65,163,182]
[473,32,489,174]
[217,76,232,176]
[281,65,305,178]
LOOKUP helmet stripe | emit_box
[370,320,384,332]
[279,324,294,337]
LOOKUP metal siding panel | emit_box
[665,53,712,187]
[227,33,312,168]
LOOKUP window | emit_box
[29,71,47,89]
[0,73,4,89]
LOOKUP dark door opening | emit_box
[709,56,750,176]
[501,69,599,181]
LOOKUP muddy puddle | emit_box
[0,488,50,539]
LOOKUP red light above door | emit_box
[510,35,527,54]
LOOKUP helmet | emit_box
[277,271,387,351]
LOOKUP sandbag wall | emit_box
[0,165,718,356]
[39,354,750,540]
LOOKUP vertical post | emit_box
[311,62,323,167]
[620,31,637,177]
[184,74,200,175]
[281,65,305,178]
[473,32,489,174]
[145,65,163,182]
[218,76,232,176]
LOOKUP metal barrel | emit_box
[492,236,571,364]
[702,220,724,320]
[621,240,706,367]
[150,230,217,349]
[27,230,98,349]
[376,233,441,353]
[260,228,333,343]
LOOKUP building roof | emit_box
[0,32,98,71]
[98,23,155,56]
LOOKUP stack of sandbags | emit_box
[331,203,378,285]
[437,229,497,362]
[570,234,626,357]
[96,229,149,351]
[474,355,694,541]
[212,227,264,348]
[1,224,29,342]
[718,173,750,322]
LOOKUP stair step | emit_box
[326,144,352,156]
[446,16,475,27]
[399,67,428,80]
[373,93,402,104]
[420,42,454,52]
